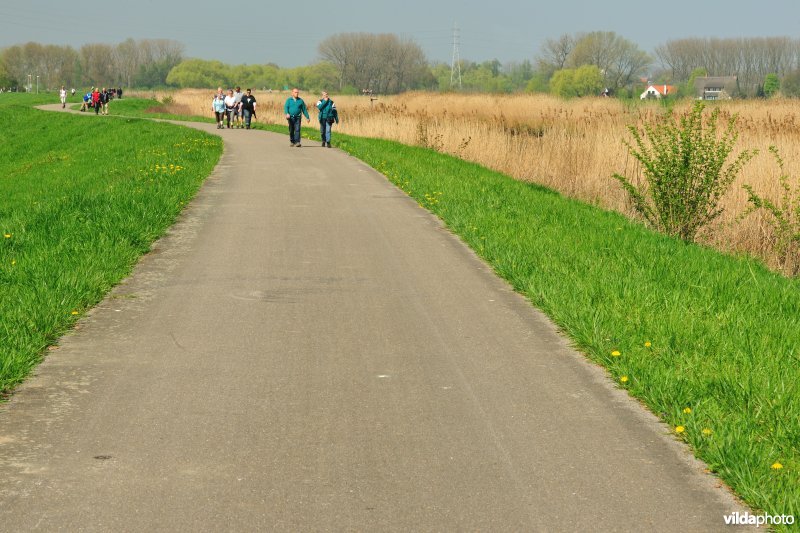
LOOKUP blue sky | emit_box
[1,0,798,67]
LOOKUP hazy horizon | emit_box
[2,0,799,67]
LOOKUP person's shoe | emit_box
[322,141,326,147]
[290,142,296,146]
[296,143,301,147]
[327,142,332,148]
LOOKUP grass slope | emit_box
[0,98,222,392]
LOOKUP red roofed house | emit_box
[640,84,677,99]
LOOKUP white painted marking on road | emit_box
[377,375,390,379]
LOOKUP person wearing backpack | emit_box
[316,91,339,148]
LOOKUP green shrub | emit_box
[742,146,800,275]
[613,101,757,242]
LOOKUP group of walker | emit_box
[59,85,120,114]
[212,86,339,148]
[212,86,257,129]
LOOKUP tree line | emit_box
[4,33,800,98]
[0,39,184,90]
[655,37,800,96]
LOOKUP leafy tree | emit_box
[682,67,707,98]
[567,31,650,91]
[549,65,604,98]
[763,73,780,97]
[166,59,230,88]
[135,60,173,88]
[525,70,551,93]
[506,60,534,90]
[462,61,513,93]
[0,51,16,86]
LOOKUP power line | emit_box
[450,22,462,89]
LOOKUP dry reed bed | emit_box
[144,89,800,272]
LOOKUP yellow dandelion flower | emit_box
[3,233,11,238]
[71,311,79,315]
[702,428,713,436]
[675,425,685,434]
[644,341,652,347]
[620,376,629,383]
[611,350,621,357]
[683,407,692,414]
[11,259,16,265]
[771,462,783,470]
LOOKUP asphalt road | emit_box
[0,106,752,531]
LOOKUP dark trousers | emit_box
[288,116,302,143]
[243,109,253,128]
[319,120,332,143]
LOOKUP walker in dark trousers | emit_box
[283,88,310,147]
[316,92,339,148]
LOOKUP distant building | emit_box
[695,76,739,100]
[640,84,678,99]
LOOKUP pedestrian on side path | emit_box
[100,87,110,115]
[80,90,90,112]
[91,87,101,115]
[284,87,309,147]
[224,89,237,128]
[232,86,244,128]
[59,86,67,109]
[212,92,226,129]
[316,91,339,148]
[240,89,257,129]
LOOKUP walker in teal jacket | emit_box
[284,96,310,119]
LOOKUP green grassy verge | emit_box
[24,98,800,521]
[0,97,222,393]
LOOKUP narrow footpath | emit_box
[0,105,751,531]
